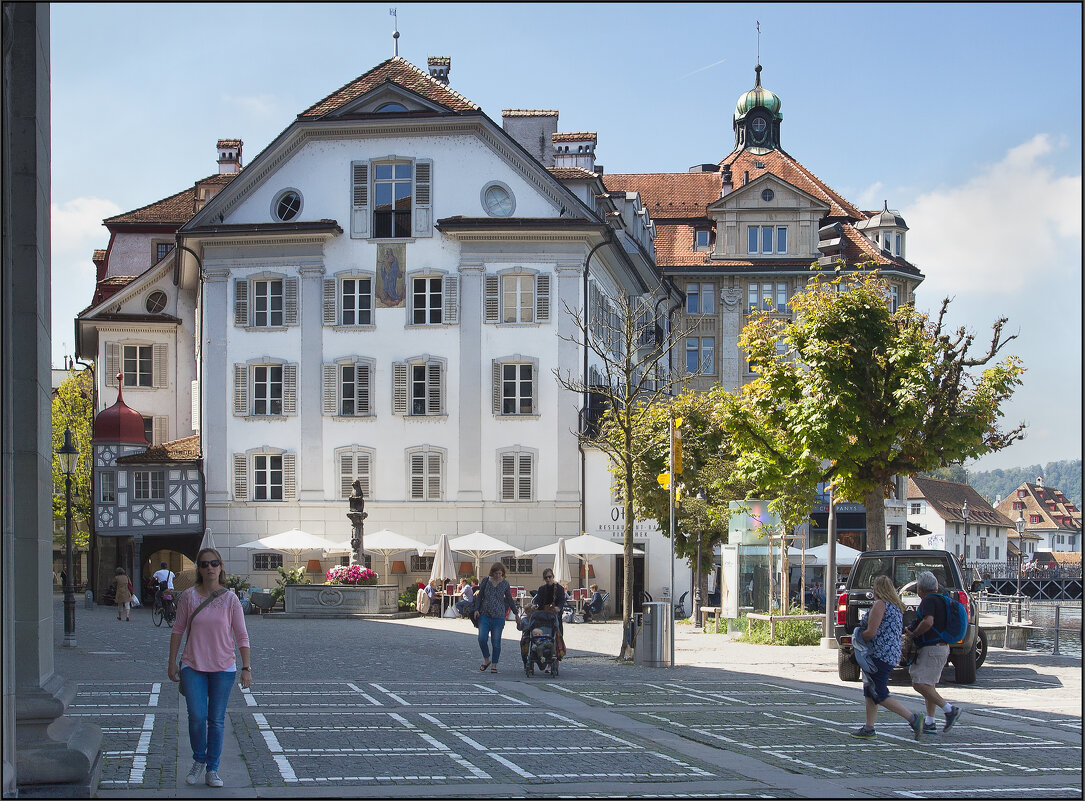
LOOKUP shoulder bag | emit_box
[177,588,228,696]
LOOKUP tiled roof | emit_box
[908,476,1016,528]
[216,138,242,148]
[104,173,237,225]
[839,224,920,272]
[93,249,107,261]
[602,172,723,219]
[117,435,200,463]
[299,56,478,119]
[996,482,1082,532]
[553,132,597,142]
[502,109,558,117]
[92,275,138,305]
[721,148,864,220]
[547,167,599,180]
[654,223,712,266]
[427,56,450,66]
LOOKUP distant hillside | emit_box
[922,459,1082,508]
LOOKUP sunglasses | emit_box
[544,574,554,580]
[198,559,221,569]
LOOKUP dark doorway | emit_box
[614,554,646,616]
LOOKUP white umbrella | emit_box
[526,533,642,586]
[325,529,428,580]
[236,528,340,566]
[428,533,457,586]
[551,537,572,585]
[428,531,521,578]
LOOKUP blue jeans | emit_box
[478,615,507,664]
[862,656,894,705]
[180,667,235,771]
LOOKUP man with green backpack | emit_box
[905,571,964,734]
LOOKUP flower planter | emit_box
[284,583,399,616]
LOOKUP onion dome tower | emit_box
[93,376,148,445]
[733,64,783,154]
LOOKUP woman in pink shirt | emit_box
[168,548,252,788]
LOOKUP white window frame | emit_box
[253,453,283,501]
[776,226,788,254]
[350,157,433,240]
[747,282,788,314]
[253,364,283,416]
[484,270,551,325]
[694,229,711,250]
[410,275,444,325]
[492,357,538,416]
[407,446,444,501]
[234,273,298,328]
[685,337,715,375]
[392,357,444,417]
[133,470,164,501]
[253,278,284,327]
[99,471,116,503]
[252,553,283,572]
[339,275,374,326]
[498,447,536,502]
[233,448,295,502]
[335,445,374,499]
[322,358,375,417]
[502,273,535,323]
[234,360,297,418]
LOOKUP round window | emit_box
[274,190,302,222]
[482,183,515,217]
[145,290,167,314]
[761,188,775,202]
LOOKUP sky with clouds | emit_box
[49,3,1081,473]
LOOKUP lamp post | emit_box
[58,427,78,648]
[347,479,368,569]
[961,500,970,576]
[1015,511,1025,621]
[693,489,706,625]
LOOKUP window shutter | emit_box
[284,278,299,325]
[410,452,425,499]
[190,379,200,433]
[392,362,408,416]
[233,364,248,416]
[484,275,500,322]
[427,452,441,500]
[152,343,168,387]
[105,343,120,386]
[356,363,371,415]
[535,274,551,322]
[234,279,249,326]
[530,363,538,413]
[339,452,354,499]
[322,364,338,415]
[350,161,370,239]
[282,452,296,500]
[233,454,248,501]
[356,451,371,496]
[492,361,502,414]
[426,361,442,415]
[442,274,459,324]
[282,363,297,414]
[501,454,515,501]
[413,159,432,237]
[518,454,533,500]
[152,416,168,446]
[323,279,337,325]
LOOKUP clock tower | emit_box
[733,64,782,154]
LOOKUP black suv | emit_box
[834,549,988,684]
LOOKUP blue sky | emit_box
[50,3,1081,472]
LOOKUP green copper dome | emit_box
[734,65,782,122]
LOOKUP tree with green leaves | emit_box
[624,387,755,621]
[52,367,94,550]
[723,265,1026,551]
[554,284,698,659]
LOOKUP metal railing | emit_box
[977,592,1032,621]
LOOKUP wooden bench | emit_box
[746,612,823,641]
[699,606,721,631]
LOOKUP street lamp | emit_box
[1015,511,1025,621]
[961,500,970,575]
[694,489,707,625]
[58,427,78,648]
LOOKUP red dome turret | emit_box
[93,375,148,445]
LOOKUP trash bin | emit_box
[634,601,671,667]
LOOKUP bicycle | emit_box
[152,590,176,628]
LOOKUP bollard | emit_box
[84,589,94,609]
[1005,602,1013,649]
[1052,606,1060,655]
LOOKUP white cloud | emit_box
[50,197,120,365]
[905,134,1082,299]
[853,181,885,211]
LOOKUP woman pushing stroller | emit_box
[519,568,567,676]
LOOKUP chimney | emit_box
[427,56,450,85]
[552,132,597,172]
[721,164,733,196]
[1037,475,1044,488]
[502,109,558,167]
[217,139,243,174]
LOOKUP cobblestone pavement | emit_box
[53,596,1082,798]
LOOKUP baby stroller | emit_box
[520,609,561,678]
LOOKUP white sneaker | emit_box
[185,761,205,785]
[205,769,223,788]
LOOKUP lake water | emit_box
[1022,603,1081,659]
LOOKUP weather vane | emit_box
[390,8,399,57]
[756,20,761,64]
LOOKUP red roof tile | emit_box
[722,149,863,220]
[502,109,558,117]
[552,132,597,142]
[117,435,201,463]
[547,167,598,180]
[104,173,237,225]
[602,172,723,219]
[299,56,478,119]
[839,225,918,271]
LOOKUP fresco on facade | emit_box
[376,243,405,307]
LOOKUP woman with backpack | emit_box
[905,570,963,734]
[851,575,925,740]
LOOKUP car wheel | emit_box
[838,649,861,682]
[953,643,978,684]
[975,628,988,668]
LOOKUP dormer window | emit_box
[694,229,712,250]
[747,225,788,254]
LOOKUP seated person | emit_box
[583,584,605,621]
[454,578,478,617]
[424,579,441,615]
